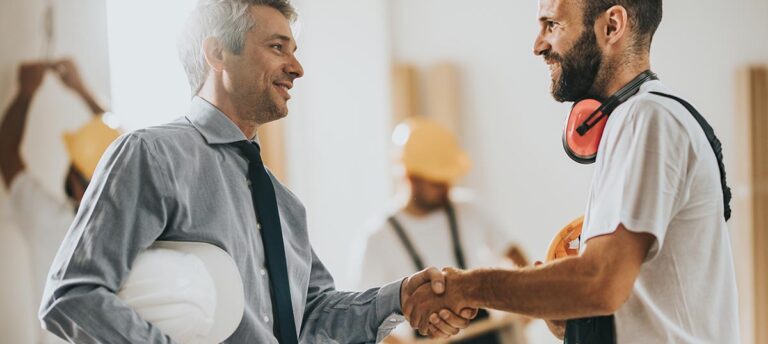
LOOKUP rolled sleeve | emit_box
[301,249,406,343]
[374,279,406,341]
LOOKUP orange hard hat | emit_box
[392,117,471,184]
[63,116,121,180]
[546,216,583,262]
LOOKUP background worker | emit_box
[358,117,528,343]
[0,59,119,344]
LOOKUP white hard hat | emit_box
[118,241,245,344]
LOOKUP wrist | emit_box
[16,90,36,102]
[75,86,91,100]
[446,270,479,308]
[452,269,482,309]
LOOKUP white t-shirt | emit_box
[582,80,740,343]
[358,202,517,289]
[6,171,72,344]
[357,202,518,339]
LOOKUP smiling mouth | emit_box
[273,82,292,99]
[547,61,561,79]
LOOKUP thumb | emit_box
[460,308,478,319]
[534,261,543,267]
[405,267,444,295]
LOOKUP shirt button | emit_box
[263,315,270,323]
[260,269,267,276]
[256,222,261,230]
[389,318,398,323]
[246,179,252,187]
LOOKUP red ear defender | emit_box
[561,70,658,164]
[562,99,607,164]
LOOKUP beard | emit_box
[242,89,288,125]
[411,193,449,213]
[546,28,604,102]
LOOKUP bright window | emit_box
[106,0,196,130]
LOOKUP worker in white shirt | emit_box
[0,59,119,344]
[358,117,528,343]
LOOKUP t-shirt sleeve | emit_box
[583,99,690,261]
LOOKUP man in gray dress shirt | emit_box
[38,0,474,343]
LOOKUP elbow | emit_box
[38,301,64,339]
[586,289,627,316]
[579,262,632,315]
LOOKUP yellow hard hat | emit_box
[546,216,583,262]
[392,117,471,184]
[62,116,121,180]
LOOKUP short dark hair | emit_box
[582,0,663,50]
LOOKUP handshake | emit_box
[399,267,478,338]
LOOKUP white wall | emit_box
[287,0,393,289]
[0,0,112,342]
[389,0,768,343]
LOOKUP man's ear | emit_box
[202,37,225,72]
[593,5,630,48]
[602,5,630,46]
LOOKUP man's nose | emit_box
[533,34,551,56]
[286,54,304,79]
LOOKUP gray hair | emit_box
[178,0,296,95]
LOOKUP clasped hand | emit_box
[400,267,476,338]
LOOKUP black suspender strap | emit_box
[388,216,426,271]
[388,203,467,271]
[444,203,467,270]
[649,91,732,221]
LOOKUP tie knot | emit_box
[232,140,262,163]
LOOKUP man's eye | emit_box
[271,44,283,51]
[547,21,557,30]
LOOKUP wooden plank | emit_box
[415,315,526,344]
[425,63,462,133]
[258,120,287,182]
[749,66,768,344]
[392,64,421,124]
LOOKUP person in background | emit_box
[358,117,528,343]
[0,59,119,344]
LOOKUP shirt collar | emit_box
[186,96,259,145]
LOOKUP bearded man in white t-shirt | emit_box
[400,1,741,343]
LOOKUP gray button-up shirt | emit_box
[40,97,405,343]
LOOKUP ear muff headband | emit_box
[563,70,659,164]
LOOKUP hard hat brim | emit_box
[150,241,245,343]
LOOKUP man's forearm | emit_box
[301,281,405,343]
[40,284,173,343]
[0,92,33,185]
[76,87,106,116]
[459,256,616,320]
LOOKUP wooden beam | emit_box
[749,66,768,344]
[425,62,462,134]
[392,64,421,124]
[258,120,287,182]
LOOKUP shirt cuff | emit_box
[375,279,406,340]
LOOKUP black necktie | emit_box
[232,140,298,344]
